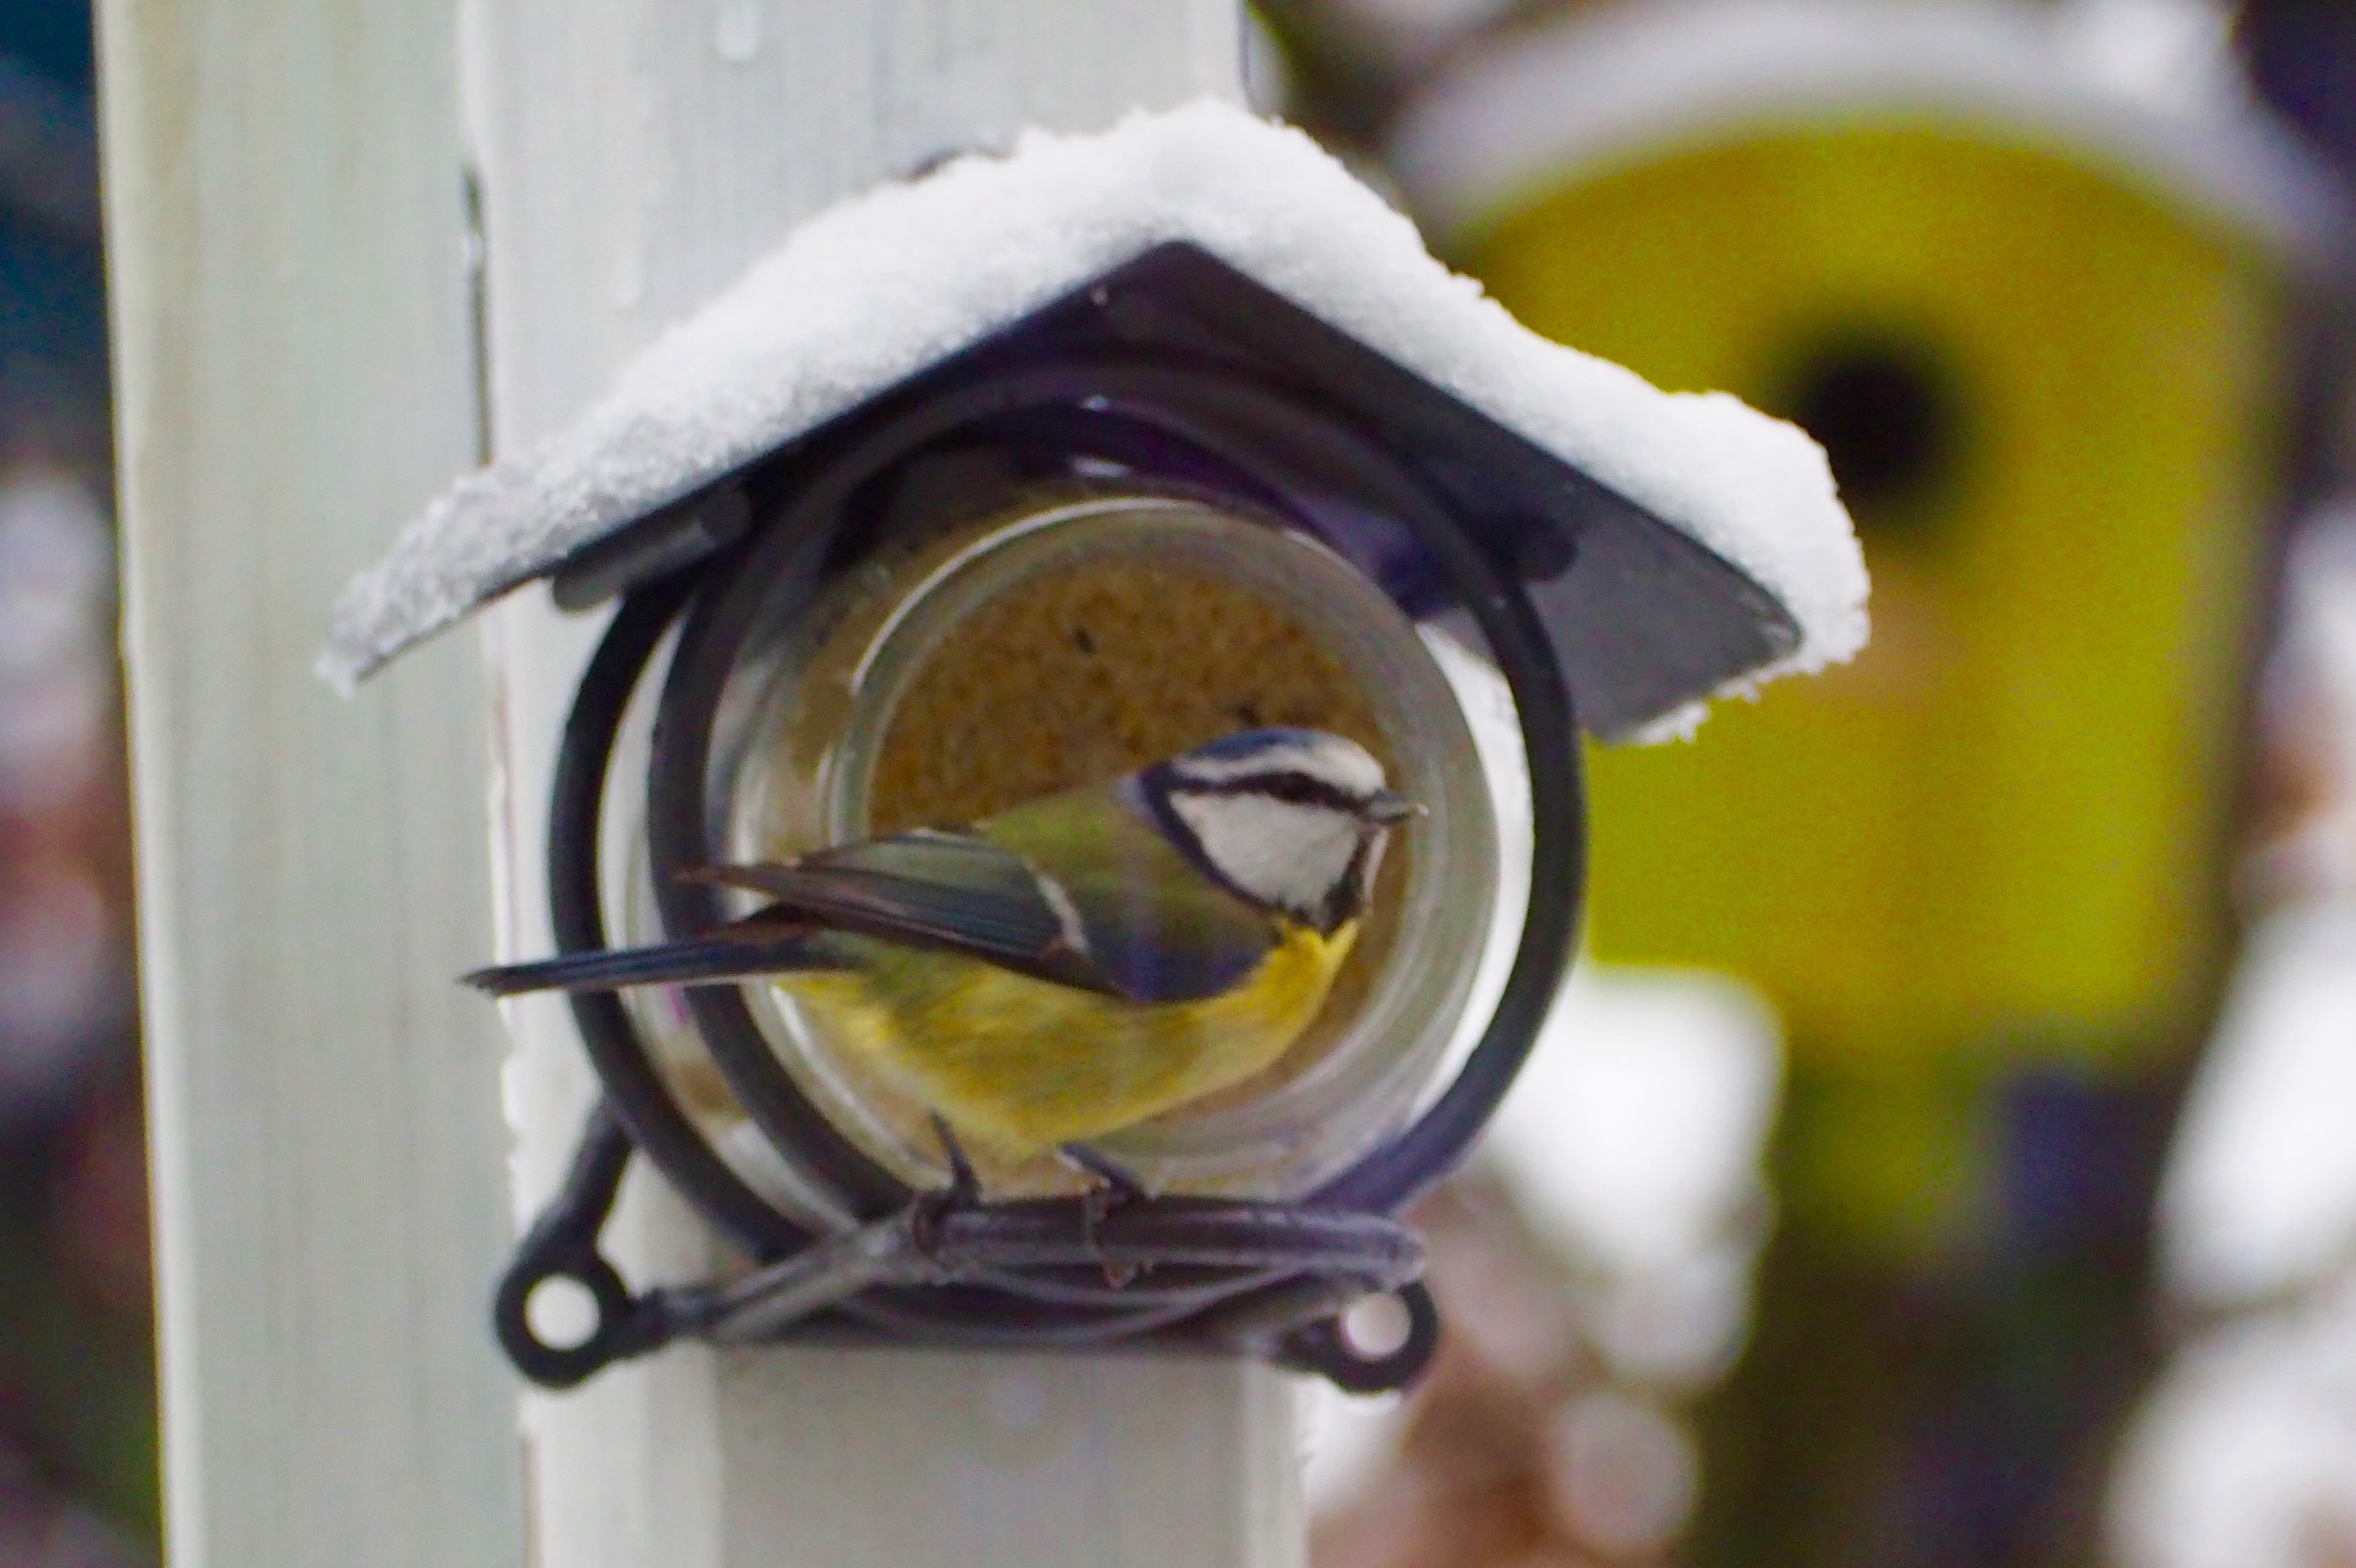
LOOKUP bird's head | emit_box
[1138,728,1419,936]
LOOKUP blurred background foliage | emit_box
[0,4,153,1564]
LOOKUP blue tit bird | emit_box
[467,728,1419,1156]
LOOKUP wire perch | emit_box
[495,1093,1437,1392]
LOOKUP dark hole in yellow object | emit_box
[1777,333,1963,540]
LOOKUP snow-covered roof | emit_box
[321,99,1865,697]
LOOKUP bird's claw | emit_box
[912,1114,984,1258]
[932,1113,982,1206]
[1058,1143,1151,1282]
[1058,1142,1147,1207]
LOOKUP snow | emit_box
[1388,0,2347,268]
[1485,966,1781,1280]
[2158,524,2356,1309]
[2160,904,2356,1309]
[2110,1277,2356,1568]
[320,99,1863,700]
[2111,523,2356,1566]
[1478,965,1781,1384]
[1302,969,1781,1505]
[2246,518,2356,906]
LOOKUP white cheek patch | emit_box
[1172,792,1362,918]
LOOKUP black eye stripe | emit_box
[1177,770,1367,813]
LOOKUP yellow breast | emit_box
[781,920,1359,1154]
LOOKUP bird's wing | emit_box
[988,798,1286,1005]
[692,821,1277,1005]
[691,831,1124,997]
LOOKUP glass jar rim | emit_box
[708,490,1505,1203]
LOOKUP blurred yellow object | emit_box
[1478,126,2280,1066]
[1390,0,2335,1246]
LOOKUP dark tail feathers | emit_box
[463,935,841,998]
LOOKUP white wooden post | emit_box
[98,1,528,1566]
[462,4,1306,1567]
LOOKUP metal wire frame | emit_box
[492,365,1586,1393]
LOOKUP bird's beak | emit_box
[1361,790,1424,826]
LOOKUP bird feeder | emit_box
[322,102,1862,1394]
